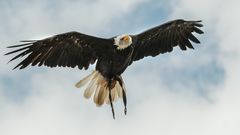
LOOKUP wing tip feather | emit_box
[20,40,37,42]
[6,43,32,48]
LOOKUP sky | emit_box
[0,0,240,135]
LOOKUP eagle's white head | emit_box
[114,34,132,50]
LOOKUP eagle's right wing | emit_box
[5,31,113,70]
[131,19,204,62]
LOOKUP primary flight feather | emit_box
[6,19,204,119]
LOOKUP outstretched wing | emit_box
[131,19,204,62]
[5,31,113,70]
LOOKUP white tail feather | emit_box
[116,82,123,98]
[93,85,101,105]
[75,70,126,107]
[111,87,118,101]
[95,86,108,107]
[75,71,97,88]
[84,73,99,99]
[84,82,97,99]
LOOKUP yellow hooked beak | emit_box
[122,36,129,42]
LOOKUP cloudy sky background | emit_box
[0,0,240,135]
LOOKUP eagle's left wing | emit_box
[131,19,204,62]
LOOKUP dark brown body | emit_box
[96,44,134,80]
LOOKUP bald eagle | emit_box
[6,19,203,118]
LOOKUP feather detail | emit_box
[84,74,98,99]
[93,85,101,105]
[111,86,119,101]
[96,86,108,107]
[75,71,97,88]
[115,82,123,98]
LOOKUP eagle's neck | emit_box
[114,34,132,50]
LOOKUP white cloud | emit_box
[1,0,240,135]
[169,0,240,134]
